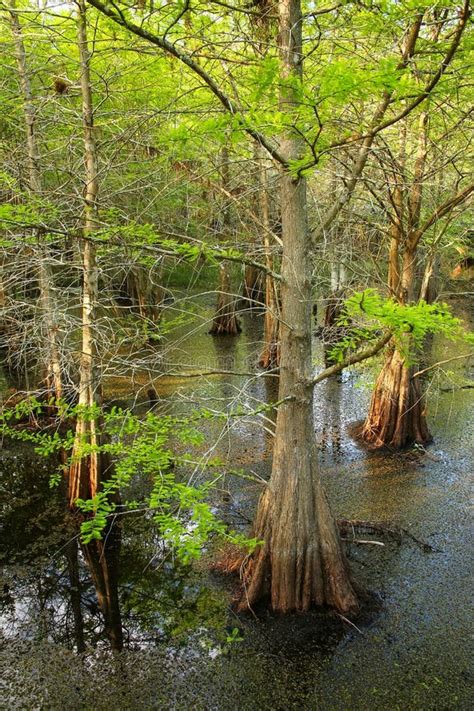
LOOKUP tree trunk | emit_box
[125,265,162,335]
[210,146,242,335]
[361,252,432,449]
[243,138,266,310]
[238,0,358,615]
[258,157,280,369]
[209,261,242,335]
[361,348,432,449]
[69,0,111,505]
[259,272,280,369]
[10,1,63,400]
[68,1,124,651]
[65,538,86,653]
[419,251,439,304]
[322,290,346,369]
[363,112,432,449]
[388,233,401,296]
[243,264,264,309]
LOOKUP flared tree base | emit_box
[259,309,280,369]
[237,475,360,616]
[209,285,242,336]
[361,349,432,449]
[209,313,242,336]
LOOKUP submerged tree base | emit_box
[209,314,242,336]
[221,465,360,617]
[361,349,432,450]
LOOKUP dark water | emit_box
[0,296,472,710]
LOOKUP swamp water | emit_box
[0,297,472,710]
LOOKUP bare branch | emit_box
[412,353,474,379]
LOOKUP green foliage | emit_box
[165,260,218,288]
[94,222,252,272]
[0,197,60,231]
[328,289,473,364]
[0,399,259,562]
[225,627,244,644]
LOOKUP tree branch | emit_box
[412,352,473,379]
[312,13,424,238]
[312,0,469,236]
[412,181,474,247]
[312,330,393,385]
[86,0,287,166]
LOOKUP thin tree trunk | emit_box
[243,148,265,309]
[10,1,63,400]
[126,265,162,334]
[69,1,123,651]
[238,0,358,615]
[68,0,111,505]
[81,530,123,651]
[322,289,346,369]
[419,251,438,304]
[258,156,280,369]
[210,146,241,335]
[65,538,86,653]
[243,264,263,309]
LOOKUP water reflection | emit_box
[65,538,86,653]
[318,378,344,460]
[1,296,472,709]
[81,528,123,652]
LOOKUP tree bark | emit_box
[361,348,432,449]
[419,251,439,304]
[10,1,63,400]
[238,0,358,615]
[209,261,242,335]
[243,264,264,309]
[258,156,280,369]
[322,289,346,369]
[124,264,162,333]
[68,0,111,505]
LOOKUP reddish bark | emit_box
[361,348,432,449]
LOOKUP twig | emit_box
[412,352,474,378]
[336,613,365,636]
[340,538,385,546]
[337,519,438,552]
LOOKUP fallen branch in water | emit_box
[439,383,474,392]
[337,519,438,552]
[340,538,385,546]
[336,613,366,636]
